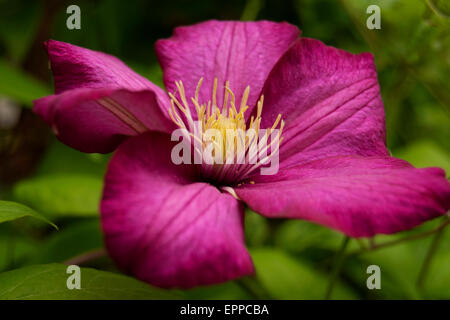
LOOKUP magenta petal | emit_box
[101,132,254,288]
[155,20,300,114]
[236,156,450,237]
[34,88,175,153]
[34,40,174,153]
[45,40,163,96]
[260,38,389,167]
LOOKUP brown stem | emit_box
[63,248,107,266]
[347,218,450,257]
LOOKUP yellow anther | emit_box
[168,77,284,169]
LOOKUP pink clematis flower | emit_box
[34,20,450,288]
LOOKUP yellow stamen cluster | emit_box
[168,77,284,182]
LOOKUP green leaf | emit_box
[0,1,42,63]
[427,0,450,18]
[0,200,56,229]
[0,59,50,107]
[245,209,270,247]
[13,175,103,217]
[344,219,450,299]
[35,139,109,178]
[0,232,39,272]
[274,220,344,253]
[347,243,423,299]
[130,63,164,87]
[423,251,450,299]
[392,140,450,175]
[395,221,450,299]
[28,220,103,264]
[241,0,263,21]
[0,264,182,300]
[185,282,251,300]
[345,223,443,300]
[250,248,357,299]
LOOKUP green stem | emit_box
[417,225,446,290]
[347,218,450,257]
[325,236,350,300]
[236,276,272,300]
[3,229,15,271]
[240,0,263,21]
[356,238,368,250]
[425,0,450,19]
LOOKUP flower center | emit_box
[168,78,284,185]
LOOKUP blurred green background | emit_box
[0,0,449,299]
